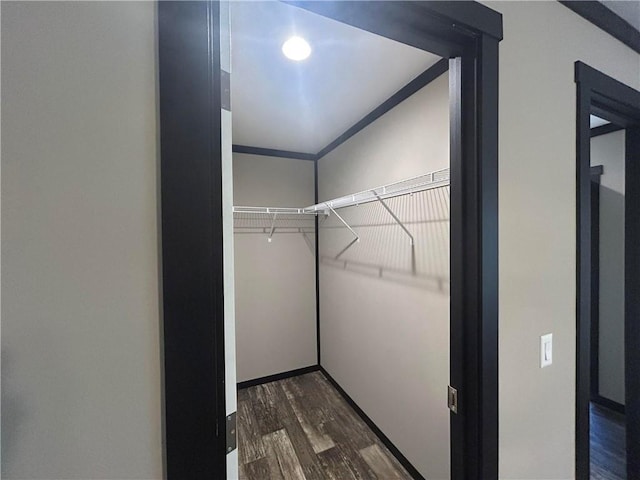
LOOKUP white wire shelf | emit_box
[232,168,449,216]
[232,208,320,241]
[232,206,323,215]
[305,167,449,212]
[232,168,449,246]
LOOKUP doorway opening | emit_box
[230,3,451,478]
[575,62,640,480]
[157,2,502,478]
[590,118,627,479]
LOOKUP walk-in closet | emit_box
[231,2,451,479]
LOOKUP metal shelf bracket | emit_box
[267,212,278,242]
[371,190,416,274]
[326,203,359,260]
[371,190,414,246]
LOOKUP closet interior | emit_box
[231,3,451,479]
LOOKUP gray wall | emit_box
[1,2,162,479]
[591,130,626,405]
[318,73,450,479]
[484,1,640,478]
[233,153,317,382]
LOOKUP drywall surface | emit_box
[482,1,640,478]
[233,153,317,382]
[1,2,162,479]
[592,130,626,406]
[317,73,450,479]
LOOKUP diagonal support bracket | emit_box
[372,190,416,274]
[267,212,277,243]
[372,190,414,246]
[326,203,359,259]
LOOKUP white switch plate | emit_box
[540,333,553,368]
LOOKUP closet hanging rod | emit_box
[305,167,449,212]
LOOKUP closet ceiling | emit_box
[591,115,610,128]
[230,1,442,154]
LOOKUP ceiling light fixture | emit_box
[282,36,311,61]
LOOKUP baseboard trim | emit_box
[591,394,626,415]
[237,365,320,390]
[319,367,426,480]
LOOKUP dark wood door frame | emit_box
[157,2,226,478]
[158,2,503,479]
[575,61,640,480]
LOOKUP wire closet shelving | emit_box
[233,168,449,215]
[232,167,450,247]
[305,167,449,212]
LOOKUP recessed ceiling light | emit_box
[282,36,311,61]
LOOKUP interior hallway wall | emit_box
[1,2,162,479]
[233,153,317,382]
[591,130,626,406]
[317,72,450,479]
[483,1,640,478]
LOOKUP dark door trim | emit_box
[626,125,640,478]
[157,2,227,478]
[158,2,502,478]
[575,61,640,480]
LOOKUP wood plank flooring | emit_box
[237,371,413,480]
[591,402,626,480]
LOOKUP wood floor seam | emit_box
[238,372,413,480]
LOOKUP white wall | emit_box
[1,2,162,479]
[233,153,317,382]
[318,73,450,479]
[591,130,626,405]
[484,1,640,478]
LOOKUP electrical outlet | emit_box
[540,333,553,368]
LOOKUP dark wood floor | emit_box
[591,402,626,480]
[237,371,413,480]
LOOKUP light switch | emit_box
[540,333,553,368]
